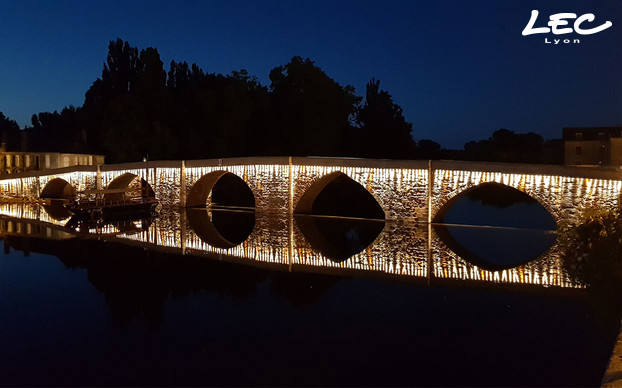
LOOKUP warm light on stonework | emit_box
[0,158,620,289]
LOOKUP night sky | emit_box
[1,0,621,149]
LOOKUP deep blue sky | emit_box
[1,0,621,149]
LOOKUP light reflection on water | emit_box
[0,202,573,288]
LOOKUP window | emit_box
[599,132,606,141]
[575,146,582,155]
[575,132,583,141]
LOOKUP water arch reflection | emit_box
[0,203,578,289]
[65,216,155,236]
[187,208,255,249]
[42,200,72,221]
[433,223,557,271]
[294,216,385,262]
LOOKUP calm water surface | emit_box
[0,192,618,386]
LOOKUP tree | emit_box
[0,112,20,150]
[463,129,545,163]
[357,78,415,159]
[417,139,441,159]
[268,56,360,156]
[102,38,139,99]
[136,47,166,96]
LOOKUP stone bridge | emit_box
[0,157,620,224]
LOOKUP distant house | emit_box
[0,151,105,175]
[563,127,622,167]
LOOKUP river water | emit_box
[0,191,619,386]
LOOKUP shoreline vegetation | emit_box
[1,38,561,164]
[559,204,622,290]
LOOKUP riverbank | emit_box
[603,322,622,386]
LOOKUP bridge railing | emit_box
[433,160,622,180]
[0,164,98,180]
[0,156,619,181]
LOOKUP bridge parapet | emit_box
[0,157,619,224]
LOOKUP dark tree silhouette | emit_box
[0,112,21,151]
[357,78,415,159]
[102,38,139,99]
[17,38,562,166]
[268,56,360,156]
[417,139,441,159]
[463,128,546,163]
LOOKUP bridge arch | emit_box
[40,178,76,199]
[104,173,155,201]
[294,171,385,219]
[186,170,255,209]
[433,181,557,225]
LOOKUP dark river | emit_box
[0,185,619,386]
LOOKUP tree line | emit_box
[0,38,562,164]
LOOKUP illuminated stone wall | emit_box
[185,163,290,213]
[291,164,428,221]
[431,169,622,225]
[0,170,97,200]
[0,158,620,226]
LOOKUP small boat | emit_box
[64,188,158,221]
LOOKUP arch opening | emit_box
[104,173,155,202]
[40,178,76,199]
[295,172,385,220]
[294,172,385,262]
[433,182,557,270]
[434,182,556,229]
[186,171,255,210]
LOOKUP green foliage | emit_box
[558,206,622,288]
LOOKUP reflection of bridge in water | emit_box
[0,157,620,289]
[0,203,581,288]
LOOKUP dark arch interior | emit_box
[297,173,385,220]
[211,173,255,209]
[187,208,255,248]
[40,178,75,199]
[434,182,556,230]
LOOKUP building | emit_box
[0,152,105,175]
[563,126,622,167]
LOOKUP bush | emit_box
[558,207,622,288]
